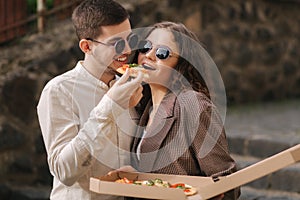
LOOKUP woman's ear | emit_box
[79,39,92,54]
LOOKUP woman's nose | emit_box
[145,48,156,61]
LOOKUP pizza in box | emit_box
[115,177,197,196]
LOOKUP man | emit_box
[37,0,143,199]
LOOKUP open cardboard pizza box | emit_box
[90,144,300,200]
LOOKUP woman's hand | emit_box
[210,193,224,200]
[108,165,137,176]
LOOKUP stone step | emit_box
[240,186,300,200]
[227,134,300,159]
[0,184,51,200]
[2,162,299,200]
[225,99,300,159]
[5,182,299,200]
[232,154,300,193]
[224,100,300,199]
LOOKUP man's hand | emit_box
[107,69,144,109]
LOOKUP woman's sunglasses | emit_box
[138,40,178,60]
[86,33,138,54]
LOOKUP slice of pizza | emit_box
[115,177,133,184]
[134,178,169,187]
[153,178,170,188]
[170,183,198,196]
[183,184,198,196]
[116,63,149,78]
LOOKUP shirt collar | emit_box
[75,61,109,90]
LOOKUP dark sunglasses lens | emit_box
[138,40,152,54]
[156,47,170,59]
[115,40,125,54]
[128,34,138,49]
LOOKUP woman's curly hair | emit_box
[152,21,210,99]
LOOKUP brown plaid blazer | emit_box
[130,90,240,200]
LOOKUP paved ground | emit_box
[226,99,300,149]
[226,98,300,159]
[225,98,300,200]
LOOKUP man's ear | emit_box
[79,39,92,54]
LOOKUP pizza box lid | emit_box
[90,144,300,200]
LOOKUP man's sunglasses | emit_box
[86,33,138,54]
[138,40,178,60]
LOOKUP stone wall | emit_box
[0,0,299,198]
[0,20,83,196]
[124,0,300,104]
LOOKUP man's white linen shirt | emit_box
[37,61,133,200]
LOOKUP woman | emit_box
[130,22,240,199]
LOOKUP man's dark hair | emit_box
[72,0,129,40]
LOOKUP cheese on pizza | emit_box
[115,178,197,196]
[116,64,149,78]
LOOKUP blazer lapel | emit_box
[138,93,178,172]
[130,99,152,170]
[131,100,151,152]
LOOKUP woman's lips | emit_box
[142,64,156,71]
